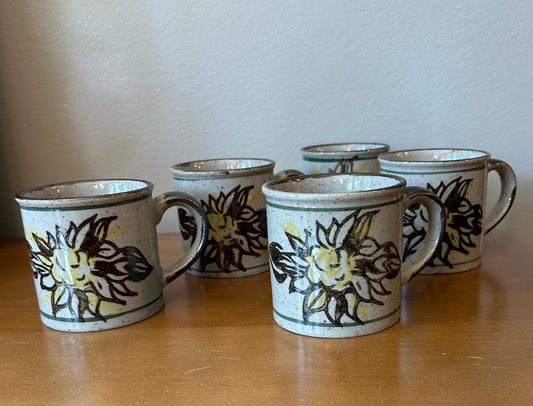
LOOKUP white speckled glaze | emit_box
[171,158,301,278]
[379,149,517,274]
[301,143,389,175]
[15,179,208,332]
[262,173,445,338]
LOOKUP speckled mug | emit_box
[379,149,517,274]
[15,179,208,332]
[301,143,390,174]
[171,158,301,278]
[262,173,445,338]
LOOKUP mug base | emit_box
[420,257,481,274]
[39,295,165,332]
[273,308,400,338]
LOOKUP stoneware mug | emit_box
[171,158,301,278]
[262,173,445,338]
[378,148,517,274]
[301,142,390,174]
[15,179,208,332]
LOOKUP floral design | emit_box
[27,214,153,322]
[269,210,401,326]
[329,157,363,173]
[402,202,429,261]
[178,185,267,272]
[402,176,483,268]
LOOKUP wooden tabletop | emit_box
[1,234,532,405]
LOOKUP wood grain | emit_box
[1,235,532,405]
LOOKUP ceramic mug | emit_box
[171,158,301,278]
[301,143,390,174]
[378,148,517,274]
[15,179,208,332]
[262,173,445,338]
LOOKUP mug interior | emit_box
[16,179,151,200]
[265,174,404,194]
[302,143,389,154]
[172,158,274,173]
[380,148,488,162]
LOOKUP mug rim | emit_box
[15,178,153,208]
[171,158,275,180]
[378,148,491,164]
[263,173,406,201]
[301,142,390,157]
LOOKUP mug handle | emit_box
[484,159,517,234]
[400,187,446,285]
[274,169,304,179]
[153,192,208,285]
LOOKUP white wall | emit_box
[1,1,531,271]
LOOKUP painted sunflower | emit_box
[178,185,267,272]
[402,202,429,261]
[27,214,153,322]
[269,210,401,326]
[401,176,483,268]
[329,157,365,173]
[428,176,483,267]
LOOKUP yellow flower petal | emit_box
[280,222,301,239]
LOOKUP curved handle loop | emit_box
[400,187,446,285]
[484,159,517,234]
[153,192,208,285]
